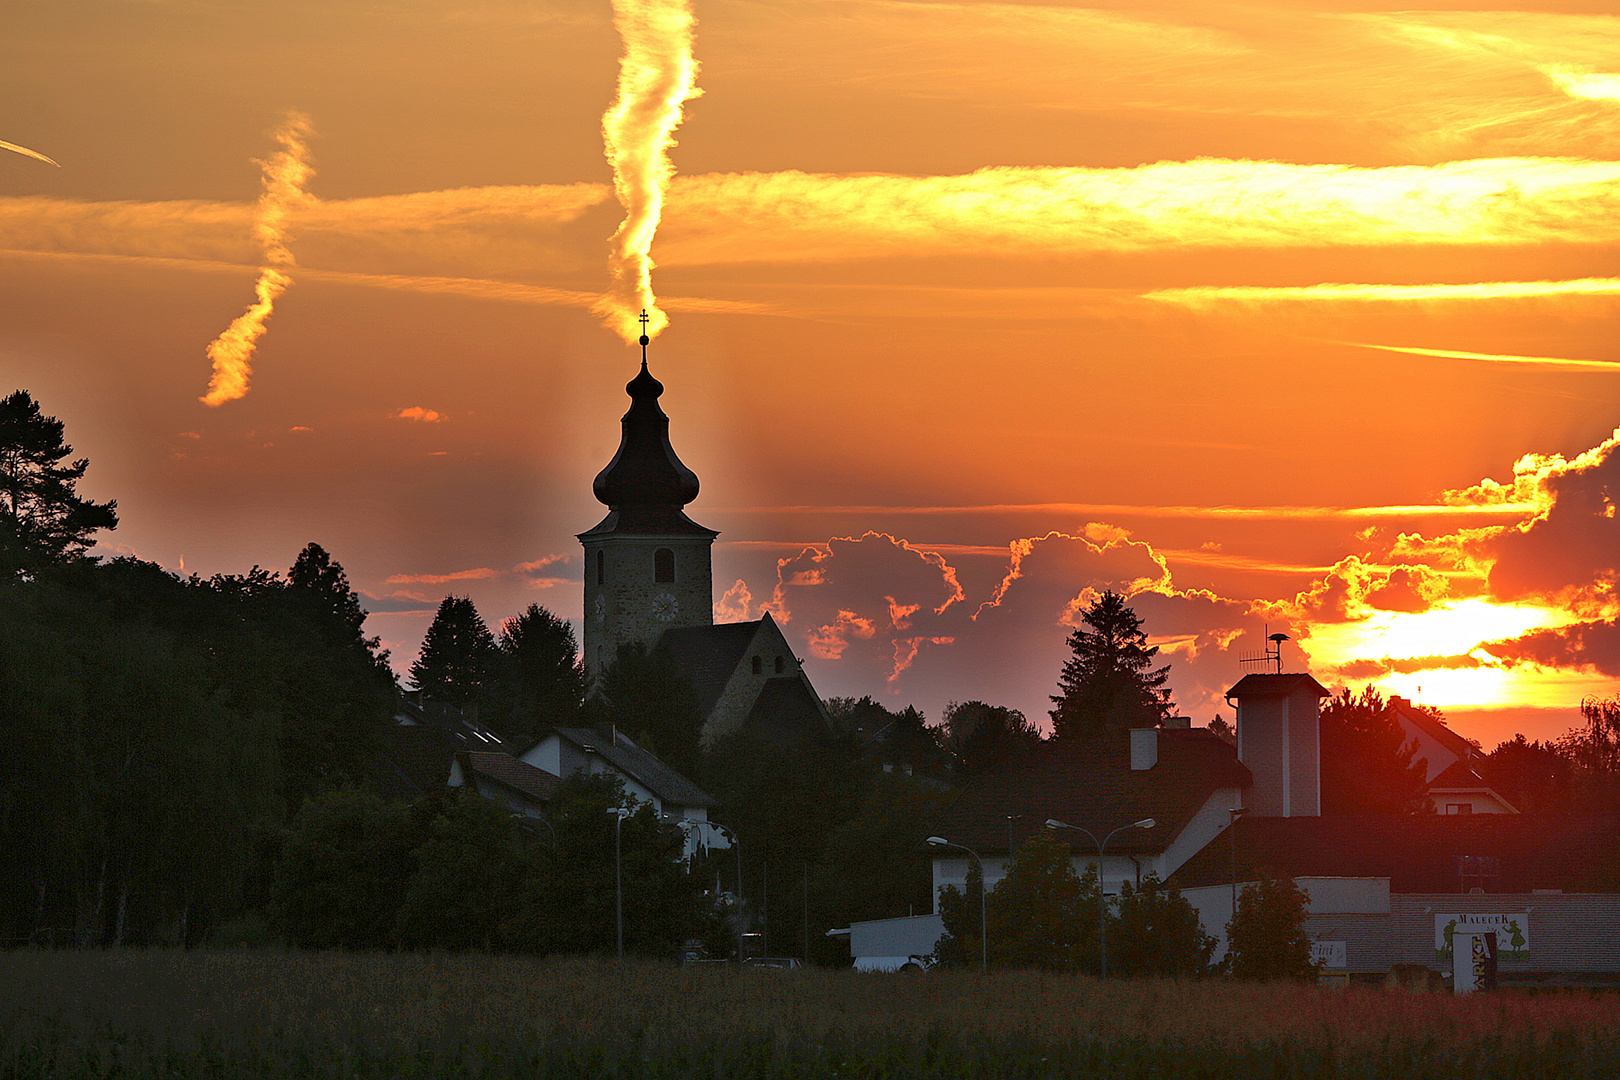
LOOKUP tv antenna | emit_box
[1239,627,1291,674]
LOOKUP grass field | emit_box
[4,951,1619,1078]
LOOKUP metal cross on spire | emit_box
[638,309,651,365]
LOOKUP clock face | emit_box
[653,591,680,621]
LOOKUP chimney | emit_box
[1165,716,1191,730]
[1226,672,1328,817]
[1130,728,1159,771]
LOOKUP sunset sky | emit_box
[4,0,1620,749]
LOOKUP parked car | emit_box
[743,956,802,970]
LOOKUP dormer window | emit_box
[751,656,762,675]
[654,547,675,583]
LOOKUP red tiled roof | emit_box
[462,751,560,804]
[926,731,1252,856]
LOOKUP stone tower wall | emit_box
[582,533,714,678]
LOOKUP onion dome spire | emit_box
[591,310,702,512]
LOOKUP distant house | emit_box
[924,722,1252,903]
[378,701,718,849]
[836,669,1619,979]
[1385,695,1517,814]
[520,725,717,824]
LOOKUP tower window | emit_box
[596,550,605,586]
[654,548,675,583]
[751,656,762,675]
[775,656,785,674]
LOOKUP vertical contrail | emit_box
[200,111,314,407]
[594,0,701,344]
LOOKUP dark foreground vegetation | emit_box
[4,951,1620,1080]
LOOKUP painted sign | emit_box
[1310,940,1347,969]
[1453,930,1499,993]
[1434,913,1530,960]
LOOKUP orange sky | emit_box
[4,0,1619,750]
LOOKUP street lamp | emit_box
[1044,816,1156,978]
[926,836,987,973]
[1227,807,1248,927]
[610,807,631,960]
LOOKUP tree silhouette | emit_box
[1319,686,1429,815]
[489,603,585,745]
[0,389,117,569]
[410,596,498,709]
[1048,591,1172,741]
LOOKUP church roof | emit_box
[927,731,1252,857]
[657,619,765,714]
[745,676,832,749]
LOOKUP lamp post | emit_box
[1044,817,1156,978]
[1227,807,1247,929]
[926,836,986,973]
[610,807,630,960]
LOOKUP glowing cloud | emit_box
[395,407,444,423]
[1544,66,1620,103]
[200,112,315,407]
[1147,278,1620,309]
[0,139,58,167]
[594,0,701,343]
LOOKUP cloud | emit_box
[1485,618,1620,676]
[714,578,753,622]
[660,158,1620,266]
[385,567,500,585]
[1147,278,1620,310]
[513,554,574,588]
[1279,555,1454,624]
[395,406,444,422]
[201,112,316,407]
[594,0,702,343]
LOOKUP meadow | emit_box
[3,951,1619,1078]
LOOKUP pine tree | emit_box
[1319,686,1430,814]
[1048,591,1172,741]
[489,603,585,744]
[410,596,498,708]
[0,390,117,568]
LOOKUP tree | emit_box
[933,832,1101,973]
[489,603,585,745]
[1049,591,1173,741]
[943,700,1043,775]
[1110,874,1215,978]
[1554,696,1620,811]
[394,792,532,951]
[502,772,703,957]
[1225,873,1317,981]
[1208,715,1236,746]
[410,596,498,709]
[1484,734,1572,813]
[269,788,421,949]
[0,390,117,569]
[1319,686,1429,815]
[584,641,704,778]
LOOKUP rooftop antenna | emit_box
[1239,625,1291,674]
[638,308,651,367]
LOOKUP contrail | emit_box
[594,0,701,344]
[1328,340,1620,371]
[0,139,58,167]
[200,112,314,407]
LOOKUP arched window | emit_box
[751,656,762,675]
[596,550,605,586]
[775,656,785,674]
[654,548,675,583]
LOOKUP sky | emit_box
[4,0,1620,751]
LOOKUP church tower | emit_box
[578,337,717,679]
